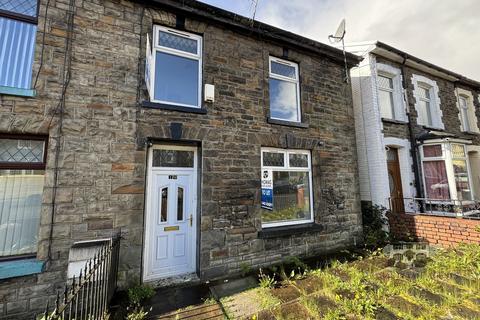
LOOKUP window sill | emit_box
[381,118,408,125]
[142,101,207,114]
[0,86,36,97]
[267,117,309,128]
[258,223,323,239]
[462,131,480,136]
[422,125,444,131]
[0,258,44,280]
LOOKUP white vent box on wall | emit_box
[204,84,215,102]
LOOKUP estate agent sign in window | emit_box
[261,148,313,227]
[268,57,301,123]
[0,136,47,257]
[146,26,202,108]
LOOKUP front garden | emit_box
[152,243,480,320]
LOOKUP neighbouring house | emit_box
[348,41,480,246]
[0,0,363,318]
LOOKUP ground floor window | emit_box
[261,148,313,227]
[0,136,46,257]
[421,142,473,201]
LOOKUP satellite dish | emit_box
[328,19,349,83]
[329,19,346,43]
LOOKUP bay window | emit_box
[268,57,301,123]
[0,0,38,96]
[0,136,46,257]
[421,142,473,202]
[261,148,313,227]
[145,25,202,108]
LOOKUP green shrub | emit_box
[258,268,277,288]
[127,284,155,307]
[362,204,390,249]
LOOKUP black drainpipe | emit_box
[400,54,423,199]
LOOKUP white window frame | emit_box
[412,74,443,129]
[456,88,479,133]
[261,148,313,228]
[420,141,474,204]
[376,64,406,121]
[268,56,301,122]
[459,96,470,132]
[147,25,203,108]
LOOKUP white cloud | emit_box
[199,0,480,80]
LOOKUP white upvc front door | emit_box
[143,145,197,281]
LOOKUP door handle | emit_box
[189,214,193,227]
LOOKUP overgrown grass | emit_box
[254,243,480,320]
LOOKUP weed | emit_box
[126,307,151,320]
[240,262,252,276]
[258,268,277,289]
[127,284,155,307]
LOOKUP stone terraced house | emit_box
[349,41,480,245]
[0,0,363,318]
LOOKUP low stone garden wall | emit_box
[388,212,480,246]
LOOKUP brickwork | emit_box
[0,0,362,318]
[388,212,480,247]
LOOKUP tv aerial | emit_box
[329,19,349,83]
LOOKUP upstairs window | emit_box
[412,74,443,129]
[0,136,47,257]
[378,75,395,119]
[268,57,301,122]
[459,96,470,132]
[0,0,38,96]
[456,89,479,133]
[376,64,406,121]
[145,26,202,108]
[417,85,433,126]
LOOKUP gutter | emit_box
[376,41,480,89]
[134,0,362,67]
[400,54,423,199]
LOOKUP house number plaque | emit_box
[168,175,177,180]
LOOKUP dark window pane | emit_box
[160,187,168,222]
[0,17,37,89]
[269,78,299,122]
[153,150,194,168]
[262,171,311,223]
[0,138,45,163]
[159,31,197,54]
[271,61,296,79]
[0,0,37,17]
[0,169,44,256]
[177,187,183,221]
[423,145,442,158]
[289,153,308,168]
[263,152,284,167]
[154,51,199,106]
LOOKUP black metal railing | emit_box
[390,197,480,219]
[42,235,121,320]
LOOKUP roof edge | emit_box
[135,0,363,67]
[367,41,480,88]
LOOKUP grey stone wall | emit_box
[0,0,362,318]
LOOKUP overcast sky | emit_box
[198,0,480,80]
